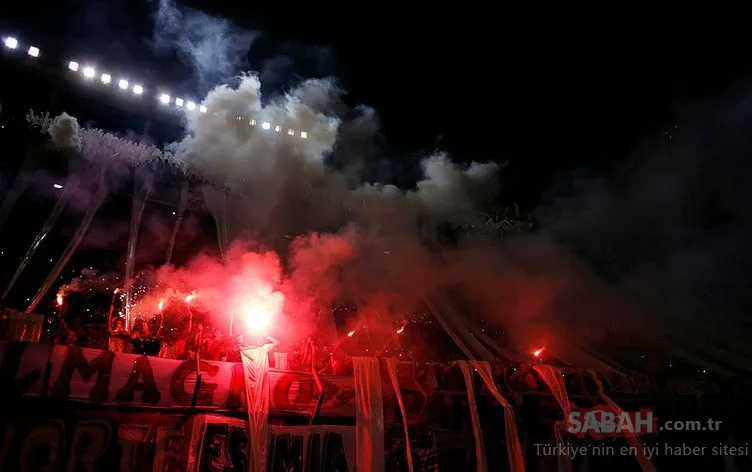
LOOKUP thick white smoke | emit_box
[173,75,500,246]
[47,112,81,150]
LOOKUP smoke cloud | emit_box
[152,0,258,90]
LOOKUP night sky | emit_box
[3,3,751,206]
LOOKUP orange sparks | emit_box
[347,330,355,337]
[533,347,545,358]
[56,294,63,306]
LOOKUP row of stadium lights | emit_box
[3,36,309,140]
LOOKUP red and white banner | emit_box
[241,347,270,472]
[0,341,431,420]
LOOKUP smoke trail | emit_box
[151,0,258,90]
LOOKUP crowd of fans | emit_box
[70,313,298,367]
[0,304,363,373]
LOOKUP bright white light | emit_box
[287,129,295,136]
[132,85,143,95]
[27,46,39,57]
[175,98,184,107]
[53,183,63,189]
[250,119,256,126]
[118,79,129,90]
[199,105,207,113]
[82,67,96,79]
[300,131,308,139]
[68,61,79,71]
[100,73,111,84]
[274,125,281,132]
[261,122,271,130]
[4,37,18,49]
[186,101,196,110]
[159,93,170,104]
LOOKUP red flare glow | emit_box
[396,325,405,334]
[185,293,195,303]
[347,330,355,337]
[56,294,63,306]
[533,347,545,358]
[158,300,164,311]
[236,289,282,335]
[242,305,273,334]
[113,288,120,295]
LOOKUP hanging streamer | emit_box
[457,361,488,472]
[533,364,572,472]
[587,371,656,472]
[123,169,154,330]
[385,358,414,472]
[26,169,110,313]
[164,181,189,265]
[352,357,385,472]
[424,295,495,361]
[2,175,80,301]
[201,185,230,258]
[241,346,271,472]
[0,171,33,235]
[470,361,526,472]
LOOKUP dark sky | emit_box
[2,2,752,200]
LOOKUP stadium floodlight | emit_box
[68,61,79,71]
[4,37,18,49]
[287,129,295,136]
[82,66,95,79]
[199,105,207,113]
[300,131,308,139]
[186,101,196,110]
[27,46,39,57]
[100,73,111,84]
[132,84,143,95]
[118,79,129,90]
[159,93,170,104]
[261,122,271,130]
[175,98,184,107]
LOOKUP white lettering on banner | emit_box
[0,341,359,414]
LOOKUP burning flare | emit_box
[533,347,545,358]
[56,293,63,306]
